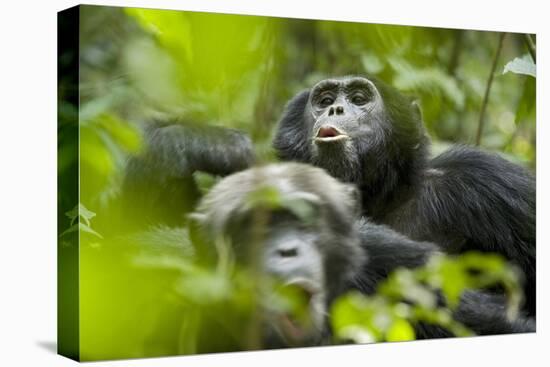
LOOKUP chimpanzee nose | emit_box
[277,247,299,258]
[328,105,345,116]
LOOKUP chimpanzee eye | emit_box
[351,94,367,105]
[319,97,334,107]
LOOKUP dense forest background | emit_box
[64,5,536,209]
[58,5,536,361]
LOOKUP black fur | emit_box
[273,76,536,316]
[121,120,255,227]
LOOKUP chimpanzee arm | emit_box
[138,121,255,177]
[419,146,535,269]
[454,291,535,334]
[415,290,535,338]
[415,146,536,314]
[120,121,254,229]
[352,219,440,294]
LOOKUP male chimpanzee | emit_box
[191,163,534,348]
[273,76,536,316]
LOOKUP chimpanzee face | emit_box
[308,77,384,145]
[228,205,328,348]
[274,76,427,198]
[193,163,365,348]
[302,77,387,184]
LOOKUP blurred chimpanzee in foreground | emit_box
[190,163,534,348]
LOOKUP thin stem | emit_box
[475,32,506,146]
[525,34,536,63]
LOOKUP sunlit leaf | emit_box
[428,255,469,308]
[337,326,376,344]
[80,127,115,179]
[412,306,473,337]
[386,319,415,342]
[60,223,103,239]
[379,268,437,309]
[125,8,193,63]
[503,54,536,78]
[97,114,143,153]
[176,272,232,304]
[65,203,97,226]
[331,292,386,343]
[193,172,219,195]
[281,195,318,225]
[246,185,282,209]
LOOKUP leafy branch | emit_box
[331,251,522,343]
[60,203,103,239]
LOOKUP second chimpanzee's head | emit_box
[273,76,429,200]
[191,163,364,348]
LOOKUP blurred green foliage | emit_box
[57,5,536,360]
[332,252,522,343]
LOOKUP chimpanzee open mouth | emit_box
[314,125,350,143]
[271,281,324,345]
[257,276,326,347]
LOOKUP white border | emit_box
[0,1,547,366]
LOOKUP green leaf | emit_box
[386,318,415,342]
[97,114,143,154]
[429,255,469,308]
[281,194,319,225]
[331,292,383,343]
[80,126,115,180]
[176,271,232,304]
[246,185,282,209]
[503,54,536,78]
[379,268,437,309]
[125,8,193,63]
[65,203,97,226]
[330,251,521,343]
[62,204,102,238]
[413,306,473,337]
[193,172,219,195]
[337,326,377,344]
[78,223,104,239]
[60,223,103,239]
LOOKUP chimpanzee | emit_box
[191,163,534,348]
[273,76,536,316]
[120,119,255,229]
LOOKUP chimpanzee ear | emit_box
[411,99,423,123]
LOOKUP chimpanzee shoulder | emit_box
[410,146,536,253]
